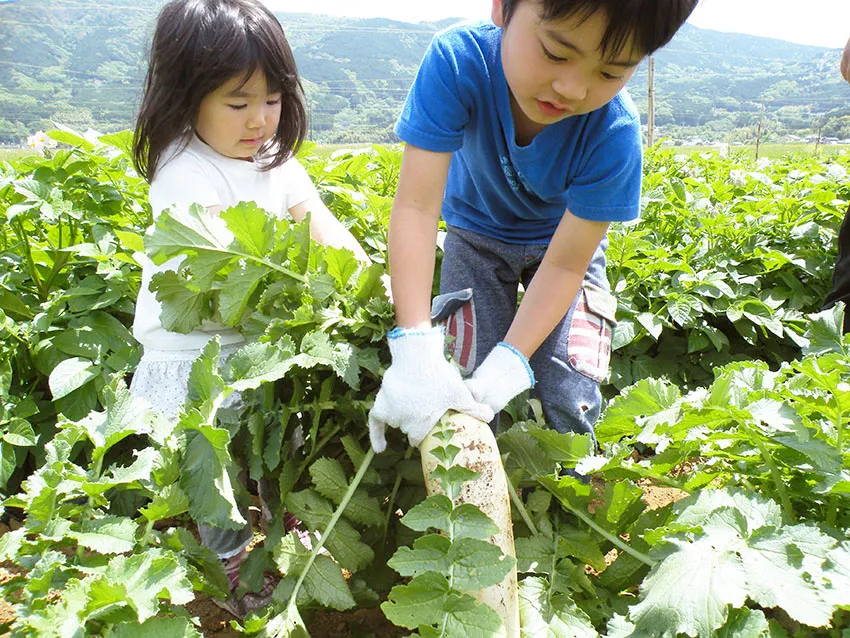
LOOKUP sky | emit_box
[261,0,850,49]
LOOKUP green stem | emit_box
[556,496,654,567]
[286,448,375,614]
[507,477,538,536]
[826,404,845,528]
[381,447,413,550]
[756,439,796,523]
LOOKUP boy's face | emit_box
[493,0,641,138]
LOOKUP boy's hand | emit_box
[368,327,494,453]
[465,342,535,415]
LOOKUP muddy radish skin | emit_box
[419,412,520,638]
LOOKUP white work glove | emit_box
[368,327,494,453]
[465,342,535,414]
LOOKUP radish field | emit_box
[0,129,849,637]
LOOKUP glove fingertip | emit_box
[368,415,387,454]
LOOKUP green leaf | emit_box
[450,504,500,540]
[150,270,210,334]
[714,608,770,638]
[218,261,272,325]
[285,489,374,572]
[48,357,100,400]
[145,204,234,265]
[70,516,137,554]
[140,484,190,523]
[518,576,596,637]
[104,549,194,622]
[0,441,17,488]
[106,616,203,638]
[186,338,224,408]
[302,554,356,611]
[78,383,151,462]
[309,458,383,527]
[180,426,246,530]
[449,537,515,591]
[631,490,840,636]
[388,534,451,577]
[4,418,36,446]
[803,305,846,356]
[258,604,310,638]
[381,572,451,630]
[400,495,453,533]
[220,201,276,258]
[228,339,299,391]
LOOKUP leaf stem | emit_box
[507,477,538,536]
[756,439,796,523]
[553,494,655,567]
[286,447,375,613]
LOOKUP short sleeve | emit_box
[394,33,471,152]
[148,152,220,219]
[279,157,320,212]
[565,115,642,223]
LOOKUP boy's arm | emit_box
[506,211,609,357]
[388,145,452,328]
[368,144,493,453]
[465,210,609,413]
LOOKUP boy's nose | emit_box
[552,70,588,102]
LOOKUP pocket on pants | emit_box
[567,282,616,383]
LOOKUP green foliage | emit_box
[2,133,850,636]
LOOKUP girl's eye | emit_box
[541,44,567,62]
[267,97,281,105]
[228,104,248,110]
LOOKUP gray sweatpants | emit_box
[439,225,615,436]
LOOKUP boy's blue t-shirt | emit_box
[395,21,643,244]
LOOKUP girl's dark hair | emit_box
[133,0,307,181]
[501,0,699,60]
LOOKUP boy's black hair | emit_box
[133,0,307,181]
[501,0,699,60]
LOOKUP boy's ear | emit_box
[491,0,505,27]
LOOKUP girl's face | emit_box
[195,68,282,160]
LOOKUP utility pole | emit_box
[647,55,656,147]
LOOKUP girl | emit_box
[130,0,367,617]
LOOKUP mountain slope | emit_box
[0,0,846,143]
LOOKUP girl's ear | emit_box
[491,0,505,27]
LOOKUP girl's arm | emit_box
[505,210,609,358]
[387,145,452,328]
[288,198,369,262]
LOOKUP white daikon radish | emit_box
[419,412,519,638]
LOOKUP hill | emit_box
[0,0,847,144]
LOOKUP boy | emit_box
[368,0,699,453]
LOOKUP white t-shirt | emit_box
[133,135,318,351]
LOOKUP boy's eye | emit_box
[228,104,248,110]
[541,44,567,62]
[601,72,624,81]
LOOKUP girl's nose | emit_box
[247,107,266,128]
